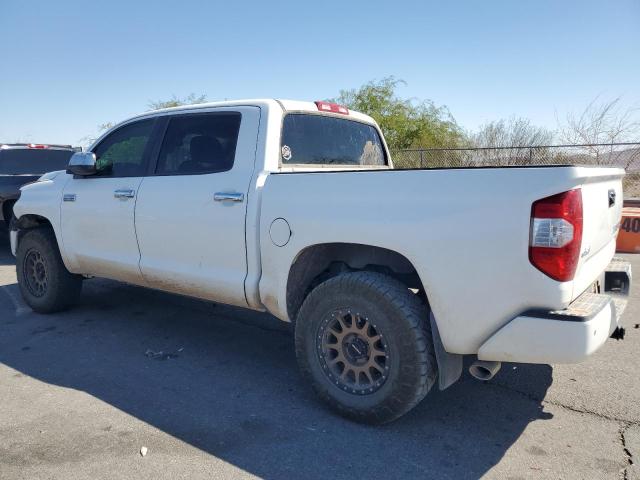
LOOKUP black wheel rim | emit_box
[316,308,390,395]
[23,249,48,298]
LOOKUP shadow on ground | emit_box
[0,239,554,479]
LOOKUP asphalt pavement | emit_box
[0,233,638,480]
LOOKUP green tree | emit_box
[148,93,208,110]
[332,77,465,150]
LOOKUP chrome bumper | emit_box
[478,257,632,364]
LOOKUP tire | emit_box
[295,271,437,424]
[16,228,82,313]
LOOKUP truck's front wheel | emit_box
[16,228,82,313]
[295,271,436,424]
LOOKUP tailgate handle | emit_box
[608,189,616,208]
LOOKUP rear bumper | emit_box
[478,257,632,364]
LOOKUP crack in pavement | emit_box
[621,424,633,463]
[487,381,639,479]
[621,423,635,480]
[489,380,640,425]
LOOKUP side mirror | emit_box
[67,152,97,176]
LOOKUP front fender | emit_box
[13,174,70,266]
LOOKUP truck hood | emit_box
[18,170,68,191]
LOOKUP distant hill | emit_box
[564,146,640,171]
[597,147,640,171]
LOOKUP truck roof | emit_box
[128,99,377,126]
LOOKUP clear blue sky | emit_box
[1,0,638,146]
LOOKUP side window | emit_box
[155,112,241,175]
[92,119,155,177]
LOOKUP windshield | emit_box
[281,114,387,166]
[0,149,74,175]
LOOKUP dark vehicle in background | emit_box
[0,144,79,226]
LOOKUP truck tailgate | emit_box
[571,167,625,299]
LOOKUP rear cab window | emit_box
[280,114,388,168]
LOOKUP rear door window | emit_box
[0,149,74,174]
[281,114,387,166]
[155,112,242,175]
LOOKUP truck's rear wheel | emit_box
[16,228,82,313]
[295,271,436,424]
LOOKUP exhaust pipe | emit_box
[469,360,501,381]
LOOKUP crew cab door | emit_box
[60,118,157,283]
[135,107,260,307]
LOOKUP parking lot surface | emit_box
[0,234,638,480]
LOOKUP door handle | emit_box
[114,189,135,199]
[214,192,244,202]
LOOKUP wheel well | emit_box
[16,214,54,237]
[286,243,425,322]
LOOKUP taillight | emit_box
[28,144,49,149]
[314,101,349,115]
[529,189,583,282]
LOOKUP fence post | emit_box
[420,150,424,168]
[529,147,533,164]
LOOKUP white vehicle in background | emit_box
[11,99,632,423]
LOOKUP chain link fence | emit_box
[392,143,640,198]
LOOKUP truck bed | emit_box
[257,165,624,354]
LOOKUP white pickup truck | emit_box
[10,99,632,423]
